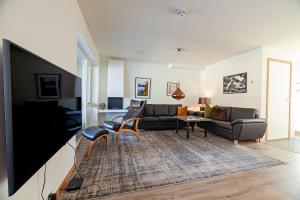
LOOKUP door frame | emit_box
[265,58,292,141]
[77,33,98,129]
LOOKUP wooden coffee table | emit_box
[175,116,211,139]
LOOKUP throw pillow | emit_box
[211,106,227,121]
[177,106,188,116]
[204,104,213,118]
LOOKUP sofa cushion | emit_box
[220,106,231,121]
[211,120,232,130]
[230,107,256,121]
[168,104,180,116]
[211,106,227,121]
[158,116,176,122]
[143,104,154,116]
[177,106,188,116]
[204,104,213,118]
[153,104,169,116]
[142,117,159,122]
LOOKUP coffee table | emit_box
[175,116,211,139]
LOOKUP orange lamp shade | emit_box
[172,88,185,100]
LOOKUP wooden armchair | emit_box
[103,100,146,146]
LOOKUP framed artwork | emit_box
[36,74,61,99]
[167,82,179,96]
[223,72,247,94]
[135,77,151,99]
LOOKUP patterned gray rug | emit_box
[61,130,283,200]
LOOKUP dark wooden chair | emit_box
[103,100,146,147]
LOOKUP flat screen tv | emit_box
[2,39,82,196]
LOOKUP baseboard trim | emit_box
[56,165,75,199]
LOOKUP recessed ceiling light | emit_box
[168,63,173,68]
[176,47,185,52]
[176,9,186,20]
[137,50,145,55]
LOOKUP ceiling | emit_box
[78,0,300,69]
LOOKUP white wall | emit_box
[123,61,202,108]
[98,59,202,109]
[107,59,124,97]
[201,48,263,114]
[0,0,98,199]
[295,62,300,132]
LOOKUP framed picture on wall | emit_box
[135,77,151,99]
[166,82,179,96]
[36,74,61,99]
[223,72,247,94]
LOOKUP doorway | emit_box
[77,33,99,130]
[266,58,292,141]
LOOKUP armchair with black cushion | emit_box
[103,100,146,146]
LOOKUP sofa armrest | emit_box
[231,118,266,126]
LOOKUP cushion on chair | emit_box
[82,126,108,141]
[103,121,121,131]
[130,100,146,108]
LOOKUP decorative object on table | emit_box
[36,74,61,99]
[167,82,179,96]
[198,97,209,111]
[99,103,106,110]
[135,77,151,99]
[177,106,188,116]
[223,72,247,94]
[172,86,185,100]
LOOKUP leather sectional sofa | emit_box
[139,104,188,129]
[139,104,267,143]
[196,107,267,143]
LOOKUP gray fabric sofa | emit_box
[140,104,189,129]
[197,107,267,143]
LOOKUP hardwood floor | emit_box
[84,140,300,200]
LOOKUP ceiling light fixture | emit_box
[137,50,145,55]
[176,47,185,52]
[168,63,173,68]
[176,8,187,20]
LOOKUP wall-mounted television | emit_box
[2,39,82,196]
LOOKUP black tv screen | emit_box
[2,39,82,196]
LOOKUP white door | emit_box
[267,59,292,140]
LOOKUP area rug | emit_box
[60,130,284,200]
